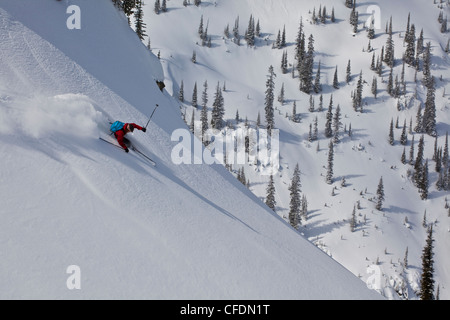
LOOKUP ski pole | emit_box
[145,104,159,129]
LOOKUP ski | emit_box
[99,137,123,150]
[99,137,156,166]
[130,145,156,166]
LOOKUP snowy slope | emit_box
[145,0,450,299]
[0,0,382,299]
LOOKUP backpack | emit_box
[110,121,125,133]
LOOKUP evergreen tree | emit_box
[201,80,208,110]
[178,80,184,102]
[400,119,408,145]
[295,18,305,62]
[308,123,314,142]
[318,94,324,112]
[414,135,425,185]
[211,82,225,130]
[443,132,449,173]
[200,81,208,140]
[376,177,385,210]
[299,34,314,93]
[353,71,363,112]
[224,23,230,38]
[200,103,208,142]
[275,30,281,49]
[233,16,240,45]
[314,61,322,93]
[326,140,334,184]
[371,76,378,98]
[346,59,352,84]
[401,147,407,164]
[122,0,136,20]
[423,42,432,87]
[112,0,122,8]
[350,205,357,232]
[387,67,394,96]
[325,95,333,138]
[292,101,299,123]
[376,54,383,76]
[370,52,376,71]
[255,19,261,37]
[189,110,195,133]
[278,83,285,104]
[389,118,395,145]
[154,0,160,14]
[281,25,287,48]
[367,15,375,39]
[401,61,406,95]
[441,17,447,34]
[415,103,423,133]
[310,116,317,141]
[384,20,395,67]
[420,226,435,300]
[288,164,301,229]
[405,23,416,66]
[423,77,437,137]
[301,194,308,221]
[321,6,327,24]
[416,28,424,58]
[281,51,288,74]
[333,66,339,89]
[245,15,255,47]
[404,247,409,269]
[134,0,147,41]
[350,6,359,33]
[265,175,276,212]
[192,82,198,108]
[438,11,444,24]
[309,95,315,113]
[419,159,429,200]
[409,135,415,165]
[333,104,342,144]
[198,14,204,37]
[265,65,276,135]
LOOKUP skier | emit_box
[112,122,146,152]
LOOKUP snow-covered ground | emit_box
[0,0,384,299]
[145,0,450,299]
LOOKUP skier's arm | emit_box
[130,123,146,132]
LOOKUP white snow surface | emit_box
[0,0,384,299]
[143,0,450,299]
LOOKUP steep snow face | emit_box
[145,0,450,299]
[0,0,381,299]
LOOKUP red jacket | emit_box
[114,123,144,150]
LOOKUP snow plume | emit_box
[1,93,103,139]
